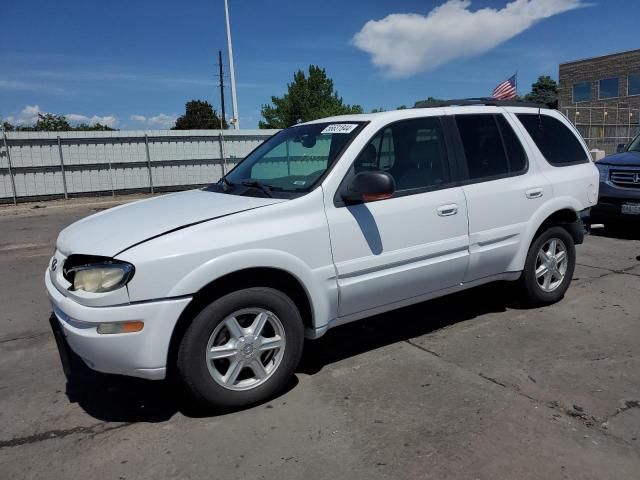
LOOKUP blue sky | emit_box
[1,0,638,129]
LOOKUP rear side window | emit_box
[516,114,588,166]
[496,115,527,173]
[455,114,527,181]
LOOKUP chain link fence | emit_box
[563,104,640,155]
[0,129,277,205]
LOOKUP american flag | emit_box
[492,74,517,100]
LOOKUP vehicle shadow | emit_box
[298,281,521,375]
[64,281,523,423]
[590,225,640,241]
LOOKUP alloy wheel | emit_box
[535,237,568,293]
[205,308,286,391]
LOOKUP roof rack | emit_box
[413,97,548,109]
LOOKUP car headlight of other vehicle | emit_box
[66,260,134,293]
[595,163,610,183]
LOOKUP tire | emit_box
[177,287,304,409]
[520,226,576,306]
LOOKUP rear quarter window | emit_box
[516,114,589,166]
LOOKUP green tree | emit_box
[259,65,363,129]
[413,97,444,106]
[2,121,14,132]
[524,75,558,109]
[74,122,117,131]
[173,100,227,130]
[34,113,72,131]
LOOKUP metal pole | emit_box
[2,133,17,205]
[224,0,240,129]
[144,134,154,194]
[219,132,228,175]
[218,50,226,126]
[286,140,290,175]
[57,136,68,199]
[107,158,115,198]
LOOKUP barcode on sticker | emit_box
[321,124,358,134]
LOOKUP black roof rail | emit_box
[413,97,549,109]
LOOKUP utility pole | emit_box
[218,50,226,129]
[224,0,239,129]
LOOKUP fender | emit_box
[507,195,584,272]
[167,248,338,331]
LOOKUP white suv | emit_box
[46,102,598,408]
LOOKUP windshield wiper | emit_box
[241,180,273,198]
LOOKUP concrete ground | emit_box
[1,196,639,480]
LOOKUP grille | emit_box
[610,169,640,188]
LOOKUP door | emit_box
[451,113,552,281]
[324,116,470,318]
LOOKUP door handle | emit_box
[437,203,458,217]
[526,188,544,199]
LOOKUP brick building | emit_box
[559,49,640,153]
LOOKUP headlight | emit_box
[596,163,610,182]
[64,256,134,293]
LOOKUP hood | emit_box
[57,190,284,257]
[599,150,640,167]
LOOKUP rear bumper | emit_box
[45,269,191,380]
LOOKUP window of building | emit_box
[599,77,619,99]
[629,72,640,96]
[573,82,591,102]
[516,114,589,166]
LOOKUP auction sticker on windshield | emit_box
[321,124,358,134]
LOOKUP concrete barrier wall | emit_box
[0,129,278,204]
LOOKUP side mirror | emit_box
[617,143,627,153]
[342,171,395,203]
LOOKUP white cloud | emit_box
[130,113,177,129]
[4,106,119,127]
[5,105,43,125]
[65,113,119,127]
[0,79,67,95]
[353,0,587,78]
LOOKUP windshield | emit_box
[628,134,640,153]
[209,122,363,196]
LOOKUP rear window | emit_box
[516,114,588,166]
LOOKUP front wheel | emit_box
[177,287,304,409]
[520,226,576,306]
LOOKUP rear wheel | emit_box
[177,287,304,409]
[521,226,575,306]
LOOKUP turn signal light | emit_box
[97,321,144,335]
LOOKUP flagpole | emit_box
[224,0,240,130]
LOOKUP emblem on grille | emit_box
[635,173,640,184]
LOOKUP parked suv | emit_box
[592,133,640,228]
[46,103,598,408]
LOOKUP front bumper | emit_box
[592,180,640,223]
[45,269,191,380]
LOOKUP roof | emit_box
[299,102,551,126]
[560,48,640,66]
